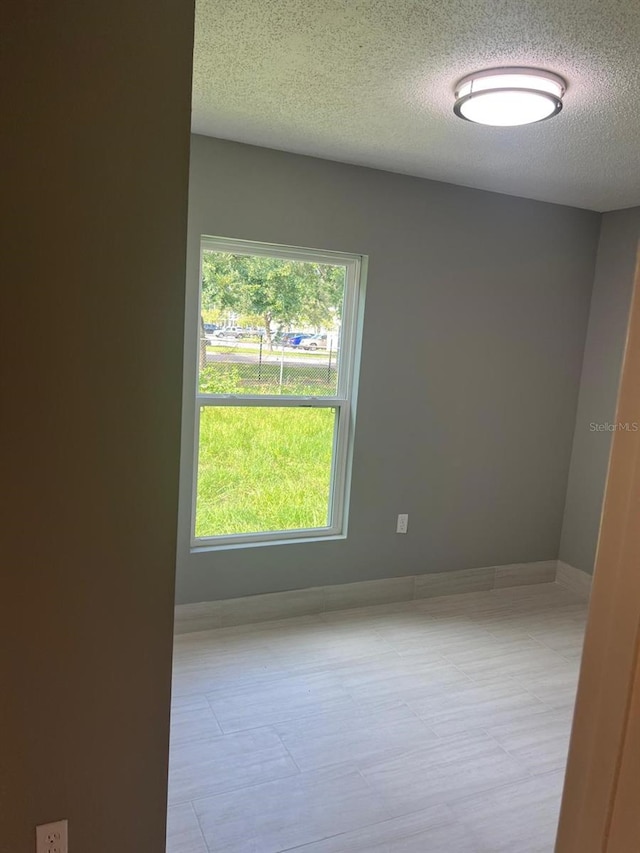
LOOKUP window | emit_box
[191,236,365,548]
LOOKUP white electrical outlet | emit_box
[36,820,68,853]
[396,513,409,534]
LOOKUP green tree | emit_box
[201,252,344,348]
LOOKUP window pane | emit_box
[195,407,336,537]
[199,251,345,396]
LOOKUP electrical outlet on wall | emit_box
[36,820,68,853]
[396,513,409,534]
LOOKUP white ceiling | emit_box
[192,0,640,212]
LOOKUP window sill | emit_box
[190,531,347,554]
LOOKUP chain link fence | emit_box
[199,334,339,395]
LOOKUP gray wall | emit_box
[559,208,640,574]
[2,2,193,850]
[177,135,600,604]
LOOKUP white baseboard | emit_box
[174,559,559,634]
[555,560,592,600]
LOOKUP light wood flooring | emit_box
[168,582,587,853]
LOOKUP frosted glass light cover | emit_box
[454,68,565,126]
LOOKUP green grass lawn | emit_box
[195,406,335,537]
[206,343,337,360]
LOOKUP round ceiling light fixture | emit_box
[454,67,566,126]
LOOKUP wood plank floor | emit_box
[168,582,587,853]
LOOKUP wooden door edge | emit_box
[556,243,640,852]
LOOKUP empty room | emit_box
[5,1,640,852]
[167,2,640,852]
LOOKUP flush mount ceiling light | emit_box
[454,67,566,127]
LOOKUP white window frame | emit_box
[190,235,365,550]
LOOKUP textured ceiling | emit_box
[192,0,640,211]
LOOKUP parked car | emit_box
[288,333,314,348]
[203,323,218,339]
[302,334,328,351]
[215,326,245,338]
[276,331,303,346]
